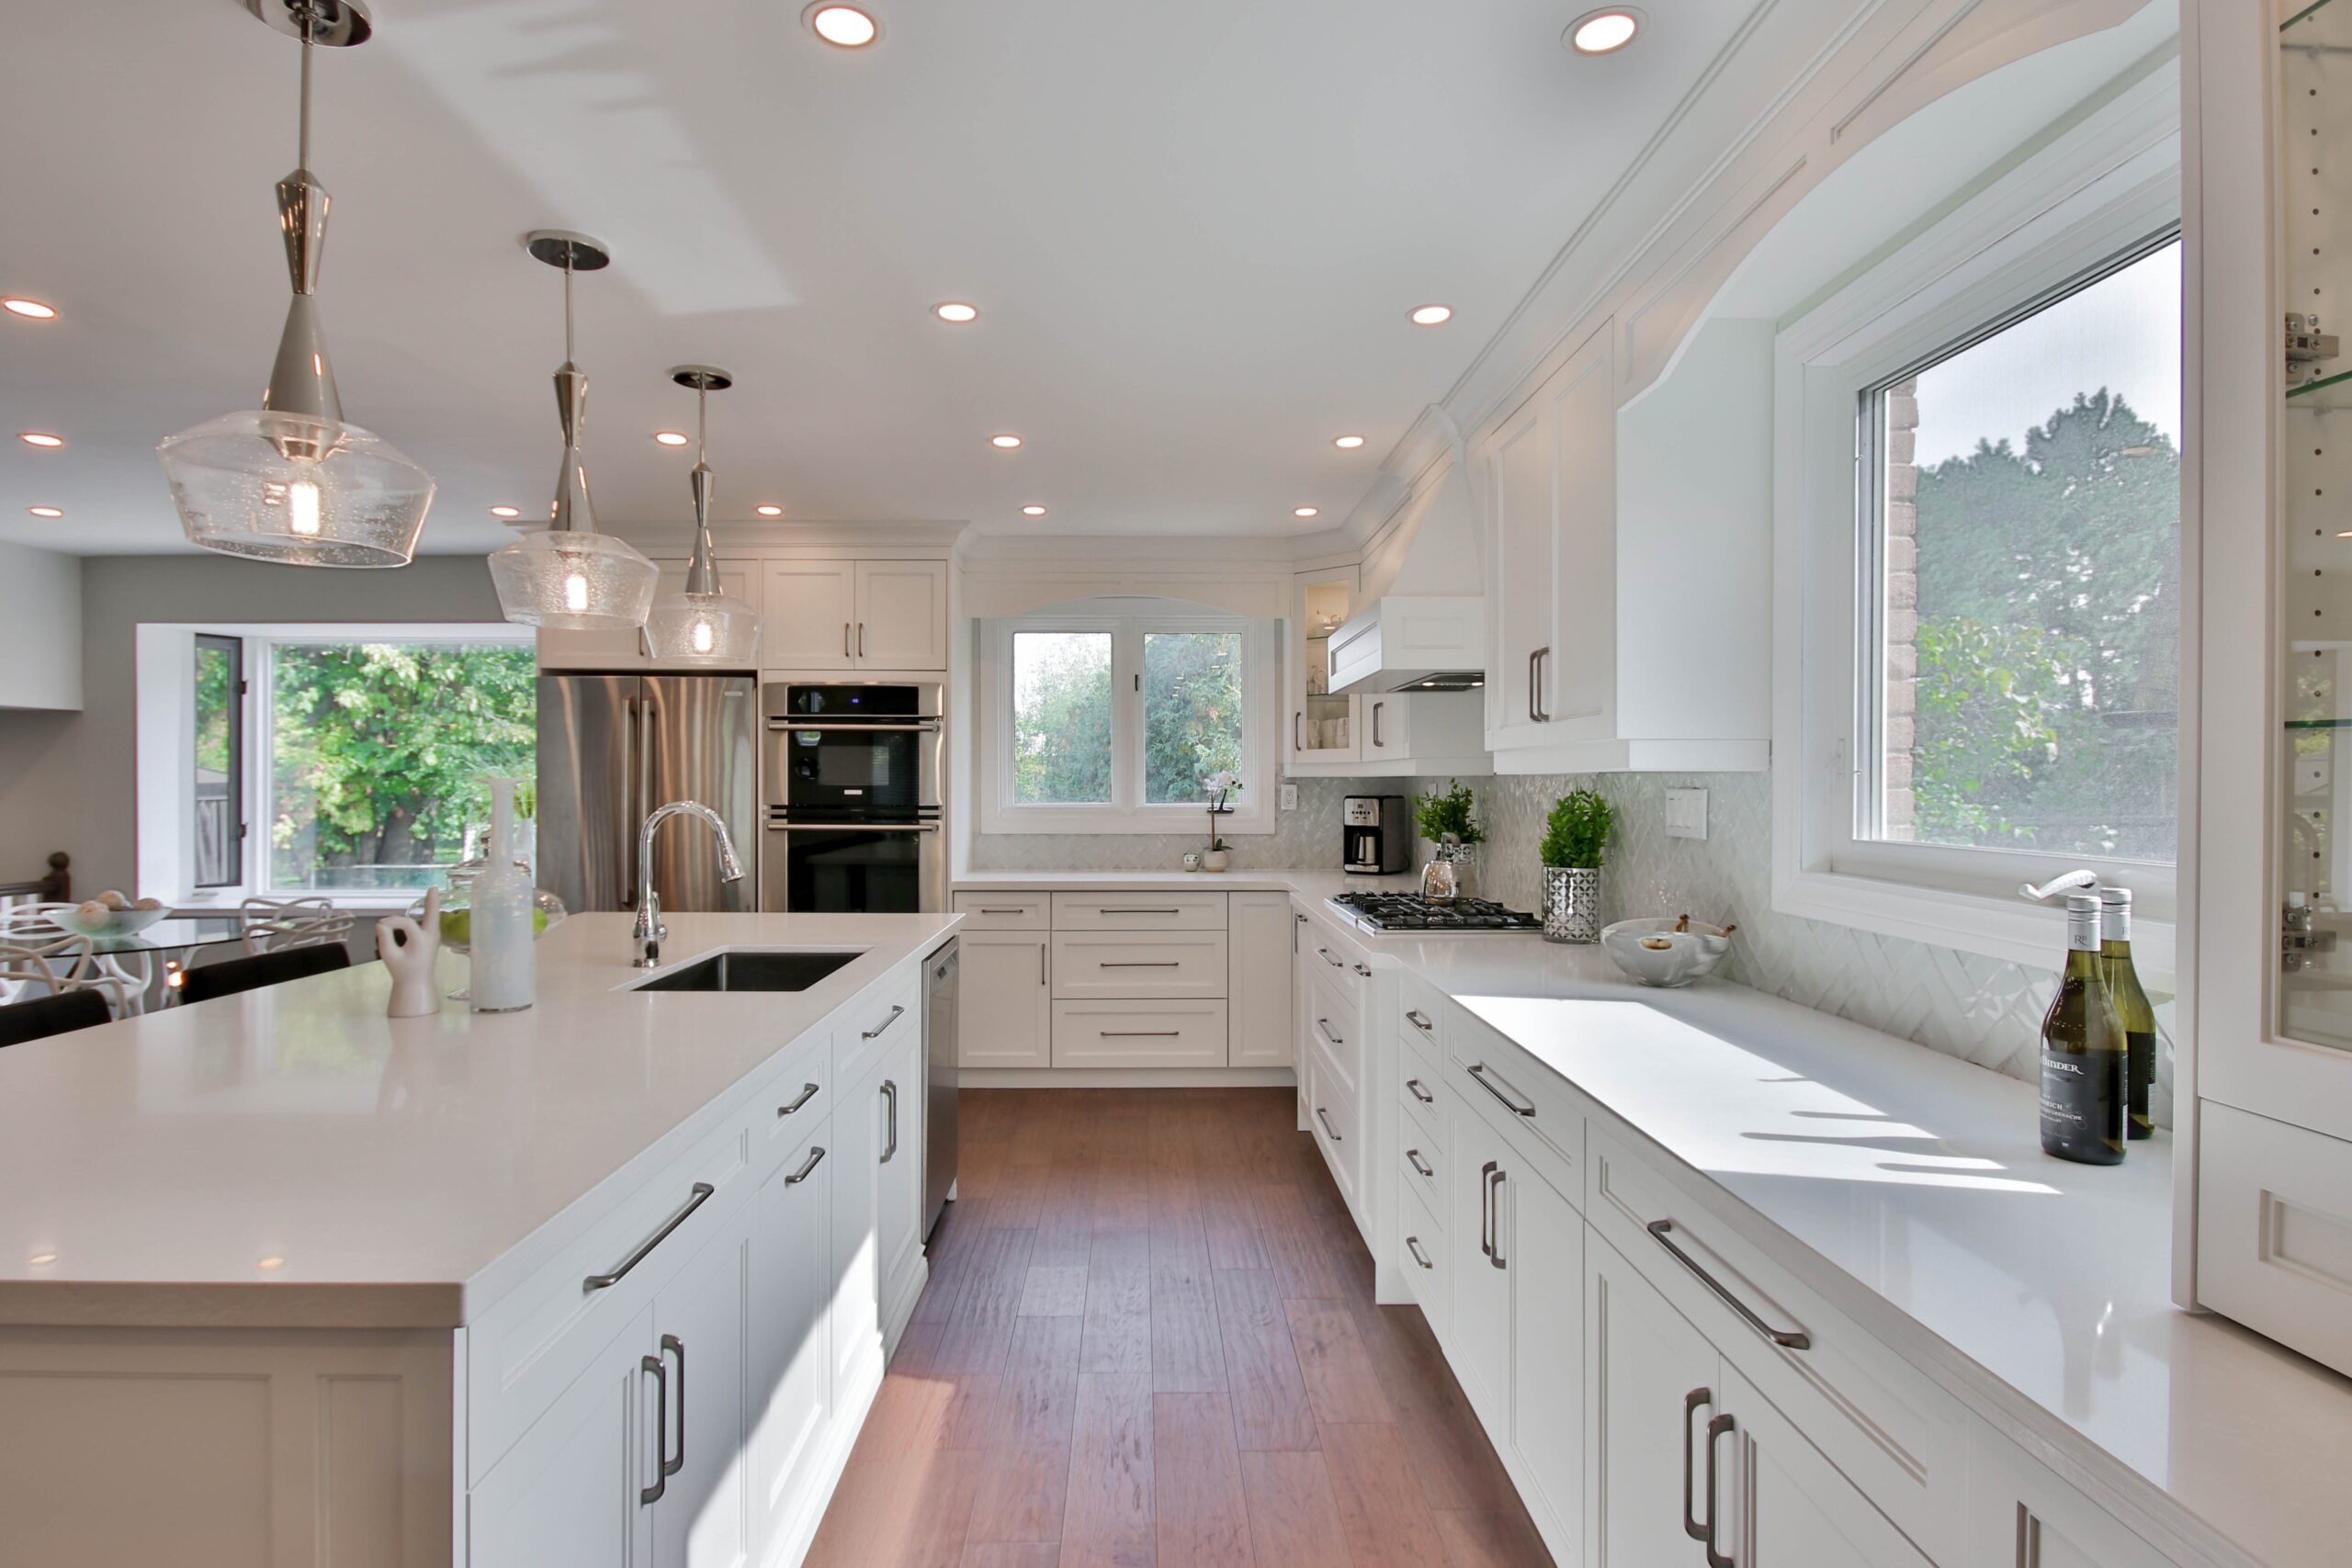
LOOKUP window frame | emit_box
[190,633,246,890]
[978,609,1276,836]
[1773,110,2182,977]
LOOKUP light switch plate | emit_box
[1665,787,1708,840]
[1280,783,1299,811]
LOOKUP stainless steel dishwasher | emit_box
[922,938,958,1236]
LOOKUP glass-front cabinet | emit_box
[1288,568,1361,768]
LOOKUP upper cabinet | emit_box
[1476,316,1770,773]
[762,558,946,675]
[851,560,950,671]
[1285,567,1490,778]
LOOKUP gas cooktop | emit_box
[1327,891,1542,934]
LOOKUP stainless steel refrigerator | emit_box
[537,675,757,917]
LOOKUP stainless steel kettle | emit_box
[1420,838,1461,904]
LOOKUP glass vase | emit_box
[1543,866,1602,943]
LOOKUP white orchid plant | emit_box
[1202,772,1240,852]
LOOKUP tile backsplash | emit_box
[965,777,1374,874]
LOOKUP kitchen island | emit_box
[0,910,958,1568]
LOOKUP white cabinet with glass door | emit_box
[1287,568,1361,768]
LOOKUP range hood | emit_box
[1328,595,1486,693]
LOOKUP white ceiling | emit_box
[1,0,1750,556]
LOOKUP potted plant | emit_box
[1540,788,1612,942]
[1202,772,1239,872]
[1412,778,1485,900]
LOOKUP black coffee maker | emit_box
[1342,795,1411,874]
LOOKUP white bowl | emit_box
[1601,917,1733,987]
[54,906,169,940]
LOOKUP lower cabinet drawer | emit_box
[950,890,1050,930]
[1399,1120,1446,1219]
[1306,1038,1363,1214]
[1051,998,1228,1067]
[1307,970,1364,1098]
[1453,1013,1583,1182]
[1400,1027,1447,1154]
[1051,931,1229,999]
[2196,1100,2352,1379]
[833,971,920,1092]
[1397,1176,1448,1338]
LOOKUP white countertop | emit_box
[0,912,958,1330]
[958,869,2352,1568]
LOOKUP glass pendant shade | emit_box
[643,368,762,663]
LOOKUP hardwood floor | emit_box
[804,1087,1554,1568]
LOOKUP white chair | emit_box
[237,897,355,955]
[0,903,154,1015]
[0,931,135,1020]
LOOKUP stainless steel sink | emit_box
[630,949,862,993]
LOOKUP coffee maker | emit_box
[1341,795,1412,874]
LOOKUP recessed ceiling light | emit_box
[257,1255,286,1270]
[1294,506,1319,518]
[27,506,63,519]
[756,504,785,517]
[18,432,63,448]
[990,434,1023,449]
[934,301,978,323]
[26,1252,57,1268]
[3,299,56,321]
[808,4,879,47]
[489,505,521,519]
[654,431,691,447]
[1566,7,1642,53]
[1022,504,1047,516]
[1408,304,1453,327]
[1333,434,1365,449]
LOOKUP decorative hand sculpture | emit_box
[377,888,444,1019]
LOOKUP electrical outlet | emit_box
[1665,787,1708,840]
[1279,783,1299,811]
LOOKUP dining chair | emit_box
[0,932,136,1019]
[178,941,354,1005]
[0,987,115,1048]
[237,897,356,955]
[0,903,156,1014]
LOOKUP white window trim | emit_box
[977,611,1276,836]
[1771,73,2182,980]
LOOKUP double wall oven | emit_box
[760,682,945,914]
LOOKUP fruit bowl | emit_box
[54,903,169,940]
[1600,917,1734,987]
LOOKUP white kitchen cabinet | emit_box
[1510,1161,1583,1552]
[1287,568,1362,769]
[1444,1096,1514,1426]
[748,1120,833,1563]
[761,561,858,671]
[1965,1419,2173,1568]
[1228,891,1293,1066]
[874,1026,928,1327]
[1051,998,1229,1068]
[828,1058,885,1401]
[650,1214,752,1568]
[1720,1365,1928,1568]
[853,559,949,671]
[957,931,1052,1069]
[469,1306,655,1568]
[1584,1232,1717,1568]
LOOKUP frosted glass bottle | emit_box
[468,777,536,1013]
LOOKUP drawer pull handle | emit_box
[1317,1107,1342,1142]
[786,1145,828,1185]
[1316,1018,1343,1048]
[586,1181,716,1292]
[1099,960,1181,968]
[1466,1061,1537,1117]
[978,907,1028,915]
[1101,1029,1182,1037]
[1406,1148,1432,1178]
[777,1082,820,1116]
[1317,947,1345,969]
[1406,1235,1433,1270]
[861,1004,906,1040]
[639,1352,670,1504]
[1646,1218,1811,1350]
[1682,1388,1713,1543]
[661,1334,687,1482]
[1405,1009,1434,1032]
[1101,907,1182,915]
[1352,962,1373,977]
[1406,1077,1434,1104]
[1704,1414,1736,1567]
[881,1080,899,1164]
[1486,1165,1508,1269]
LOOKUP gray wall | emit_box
[0,555,504,899]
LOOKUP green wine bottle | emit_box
[2040,892,2127,1165]
[2099,888,2156,1141]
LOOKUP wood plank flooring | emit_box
[804,1087,1553,1568]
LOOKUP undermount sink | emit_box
[631,949,862,993]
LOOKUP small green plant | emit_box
[1541,789,1612,869]
[1412,779,1485,845]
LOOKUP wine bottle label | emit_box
[2041,1046,2124,1161]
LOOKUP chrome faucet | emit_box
[633,800,745,967]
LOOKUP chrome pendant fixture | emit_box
[643,367,762,663]
[487,232,660,631]
[157,0,435,568]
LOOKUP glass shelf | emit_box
[2286,0,2345,36]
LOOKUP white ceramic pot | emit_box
[1203,849,1229,873]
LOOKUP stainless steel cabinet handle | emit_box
[661,1334,686,1482]
[1406,1148,1432,1178]
[1466,1061,1537,1117]
[1316,1018,1342,1048]
[639,1352,669,1504]
[1532,647,1552,722]
[857,622,865,657]
[1406,1009,1434,1032]
[1294,711,1304,750]
[843,622,851,658]
[1646,1219,1811,1350]
[1682,1388,1713,1544]
[1477,1159,1498,1259]
[1317,947,1344,969]
[1704,1414,1736,1567]
[1371,700,1384,748]
[1352,962,1372,977]
[1040,943,1047,985]
[1316,1107,1341,1142]
[1486,1166,1508,1269]
[862,1004,906,1040]
[786,1145,828,1184]
[777,1082,820,1117]
[880,1080,899,1163]
[1406,1077,1434,1104]
[1099,960,1180,968]
[1527,649,1542,722]
[585,1181,716,1292]
[1406,1235,1433,1270]
[1295,912,1305,953]
[978,906,1028,914]
[1101,1030,1182,1037]
[1101,907,1182,915]
[767,720,943,734]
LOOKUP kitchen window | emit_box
[980,608,1273,834]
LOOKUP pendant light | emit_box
[487,232,660,631]
[157,0,435,568]
[644,367,763,663]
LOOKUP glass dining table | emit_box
[39,917,254,1009]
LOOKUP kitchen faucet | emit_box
[633,800,745,967]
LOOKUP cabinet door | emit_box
[1585,1233,1715,1568]
[749,1121,833,1562]
[761,562,856,671]
[1229,892,1293,1066]
[1545,322,1616,734]
[1361,692,1410,761]
[469,1305,655,1568]
[1718,1366,1927,1568]
[1510,1164,1584,1556]
[1291,570,1361,764]
[1292,909,1312,1126]
[853,559,948,670]
[1966,1420,2174,1568]
[959,932,1051,1068]
[829,1064,884,1398]
[1484,372,1556,751]
[1444,1100,1513,1426]
[651,1209,751,1568]
[874,1030,928,1329]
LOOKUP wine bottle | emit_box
[2039,892,2126,1165]
[2099,888,2156,1141]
